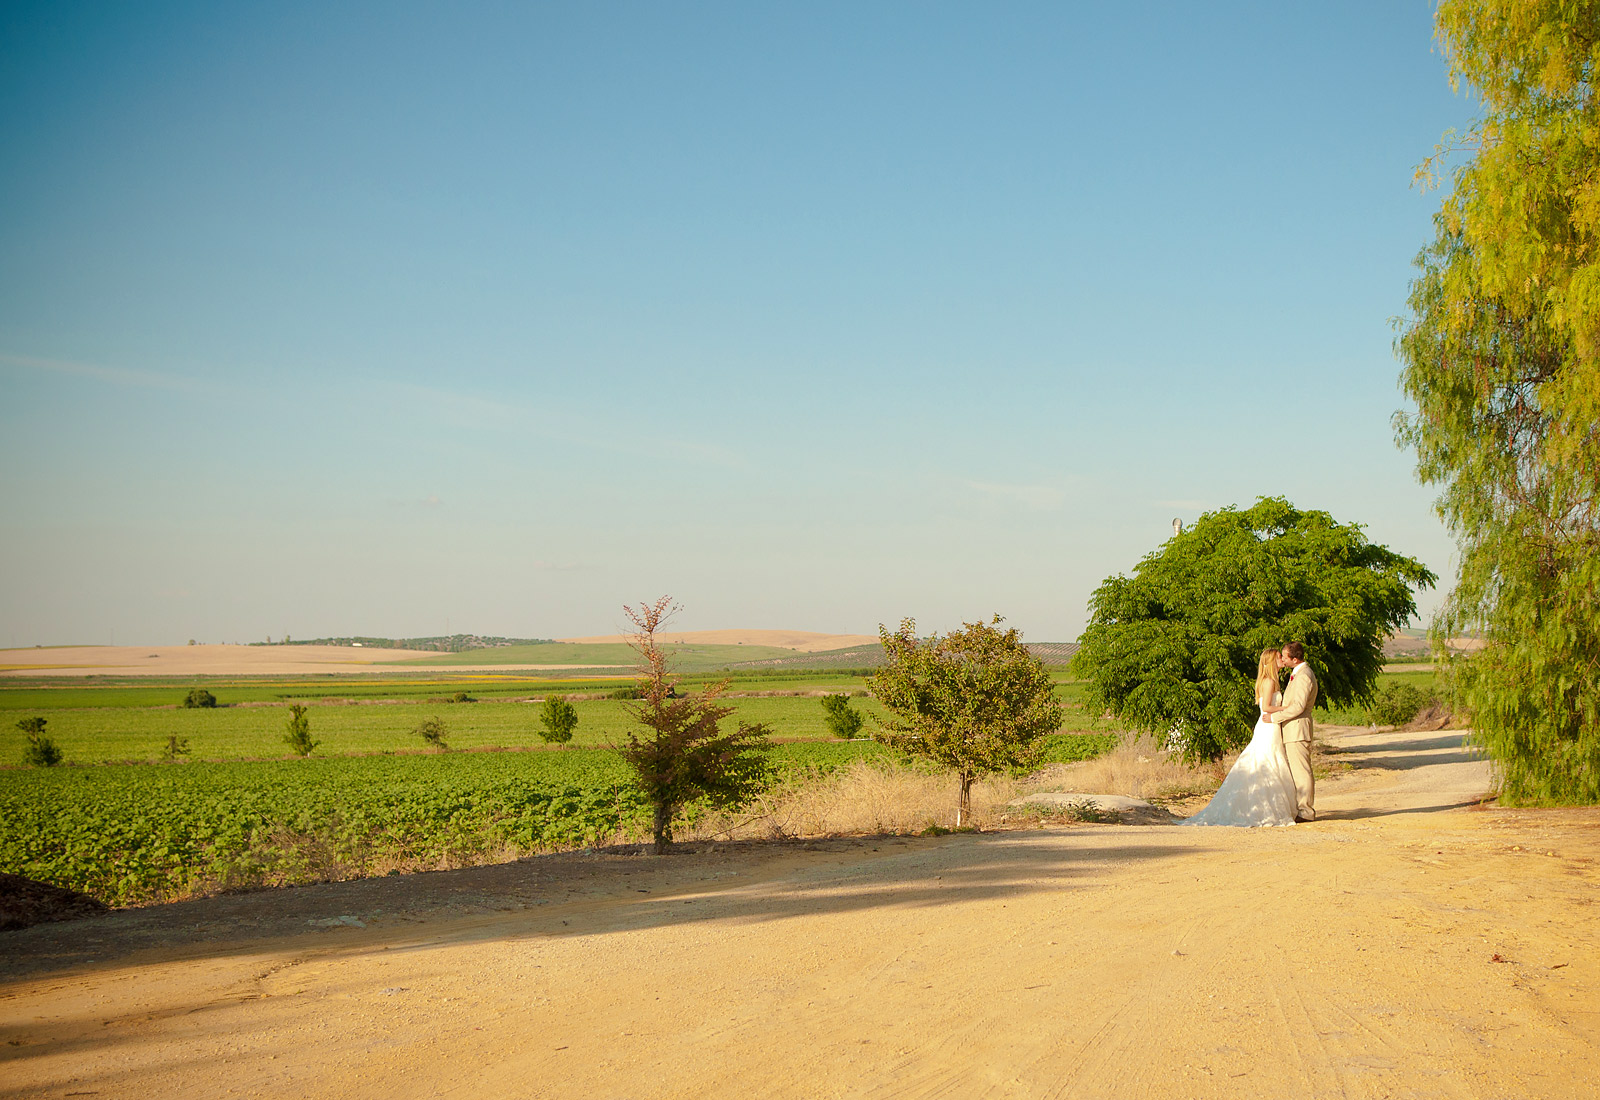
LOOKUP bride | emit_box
[1180,649,1299,827]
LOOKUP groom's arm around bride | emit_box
[1270,642,1318,822]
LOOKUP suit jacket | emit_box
[1275,662,1318,744]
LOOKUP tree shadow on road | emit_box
[1327,731,1477,768]
[0,829,1200,985]
[1315,798,1486,821]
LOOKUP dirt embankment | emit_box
[1,728,1597,1099]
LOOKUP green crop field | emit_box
[0,675,1121,765]
[1318,669,1443,725]
[0,668,1436,768]
[401,641,837,672]
[0,666,893,711]
[0,677,628,711]
[0,665,1438,910]
[0,733,1114,907]
[0,696,890,763]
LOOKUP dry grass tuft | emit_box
[1036,732,1222,802]
[688,734,1225,841]
[688,760,1025,839]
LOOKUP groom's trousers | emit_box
[1284,739,1315,820]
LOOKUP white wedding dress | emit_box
[1180,689,1298,827]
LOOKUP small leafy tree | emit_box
[539,695,579,744]
[450,691,476,704]
[183,688,217,709]
[868,616,1061,827]
[283,704,318,756]
[1076,498,1436,761]
[17,716,63,768]
[820,693,864,739]
[414,716,449,749]
[617,597,772,854]
[160,733,191,760]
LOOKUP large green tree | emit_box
[1076,498,1434,762]
[1397,1,1600,802]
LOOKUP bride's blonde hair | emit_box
[1256,649,1280,694]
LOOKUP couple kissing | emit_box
[1182,642,1319,828]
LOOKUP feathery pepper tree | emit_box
[1398,0,1600,802]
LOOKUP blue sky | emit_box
[0,1,1469,645]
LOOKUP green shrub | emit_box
[819,693,864,739]
[283,705,318,756]
[1370,682,1431,727]
[414,717,449,750]
[17,717,62,768]
[160,734,191,761]
[1035,732,1117,765]
[539,696,579,744]
[1059,797,1119,823]
[183,688,218,709]
[450,691,476,704]
[608,686,644,700]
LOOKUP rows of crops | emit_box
[0,734,1115,907]
[0,696,870,763]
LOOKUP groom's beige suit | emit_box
[1274,661,1318,820]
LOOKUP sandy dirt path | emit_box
[2,728,1597,1099]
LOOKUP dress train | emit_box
[1181,697,1298,828]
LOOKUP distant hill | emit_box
[250,633,1085,670]
[1383,629,1483,660]
[257,634,552,653]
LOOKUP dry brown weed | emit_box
[1033,732,1222,802]
[687,760,1025,839]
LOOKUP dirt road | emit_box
[3,728,1597,1099]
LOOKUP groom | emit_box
[1270,642,1319,822]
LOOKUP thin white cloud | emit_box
[963,479,1065,511]
[390,380,744,468]
[394,381,521,425]
[0,351,207,393]
[656,436,745,467]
